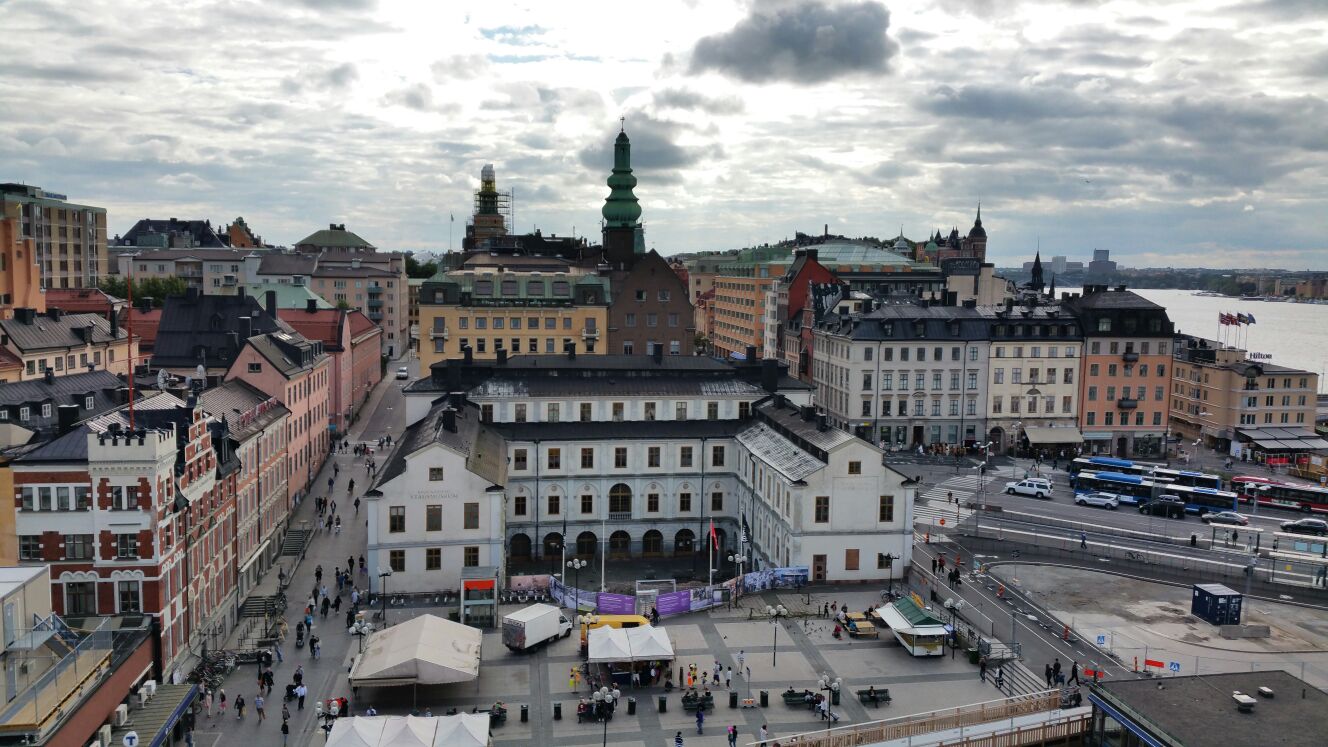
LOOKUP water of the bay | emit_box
[1061,288,1328,392]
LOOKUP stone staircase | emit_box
[280,528,310,559]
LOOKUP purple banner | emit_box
[655,590,692,617]
[596,592,635,615]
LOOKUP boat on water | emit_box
[1240,295,1265,301]
[1264,296,1288,302]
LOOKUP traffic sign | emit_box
[1096,635,1106,645]
[1168,661,1181,673]
[123,732,140,747]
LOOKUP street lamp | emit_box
[349,618,371,654]
[567,558,587,612]
[767,604,788,665]
[817,672,842,723]
[593,686,620,745]
[727,551,747,582]
[377,568,391,622]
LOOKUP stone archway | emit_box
[609,530,631,558]
[510,533,532,559]
[674,528,695,556]
[576,531,597,557]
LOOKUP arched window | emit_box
[642,530,663,556]
[609,530,631,557]
[510,533,532,559]
[609,483,632,515]
[576,531,597,557]
[674,529,695,555]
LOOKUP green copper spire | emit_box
[602,129,641,227]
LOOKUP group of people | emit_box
[1045,657,1081,687]
[673,723,772,747]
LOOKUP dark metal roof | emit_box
[256,253,319,276]
[200,380,289,440]
[0,370,125,441]
[374,401,506,487]
[470,376,767,399]
[117,218,226,248]
[17,424,93,462]
[489,418,743,442]
[0,311,127,352]
[245,332,326,378]
[151,292,293,369]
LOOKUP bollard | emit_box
[729,691,738,709]
[521,704,528,723]
[760,690,769,708]
[1190,534,1198,547]
[832,690,840,706]
[658,695,667,713]
[553,701,562,720]
[627,697,636,716]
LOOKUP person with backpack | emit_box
[235,693,246,720]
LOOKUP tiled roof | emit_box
[736,421,824,482]
[279,309,345,351]
[241,285,332,310]
[255,253,319,276]
[374,401,506,487]
[246,332,326,378]
[123,307,163,350]
[757,400,854,452]
[294,226,375,249]
[44,288,123,314]
[117,219,227,248]
[0,346,21,371]
[490,418,743,442]
[0,370,125,440]
[347,310,377,340]
[118,248,252,261]
[0,311,127,352]
[200,380,290,440]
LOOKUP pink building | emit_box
[278,305,382,436]
[225,331,331,501]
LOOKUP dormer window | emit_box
[41,404,51,418]
[1097,318,1112,332]
[85,395,94,409]
[19,407,29,421]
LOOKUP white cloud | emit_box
[0,0,1323,267]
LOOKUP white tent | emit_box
[348,614,482,687]
[586,626,633,663]
[326,715,490,747]
[625,625,674,661]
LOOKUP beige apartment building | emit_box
[1,183,107,292]
[1170,336,1319,452]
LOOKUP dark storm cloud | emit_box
[923,84,1107,121]
[652,88,745,115]
[576,115,722,174]
[689,0,900,84]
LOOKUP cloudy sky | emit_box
[2,0,1325,268]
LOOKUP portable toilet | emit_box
[1191,583,1242,626]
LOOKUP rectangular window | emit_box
[514,495,528,516]
[848,460,862,475]
[514,448,528,470]
[117,581,141,612]
[581,494,593,514]
[707,401,719,420]
[115,533,137,559]
[612,402,624,421]
[65,582,96,615]
[580,402,592,421]
[428,467,444,481]
[389,506,405,532]
[19,536,40,560]
[993,368,1004,384]
[1087,411,1097,425]
[711,445,725,467]
[514,404,527,422]
[389,550,405,572]
[426,505,442,531]
[644,402,657,421]
[845,549,859,571]
[547,403,560,422]
[463,547,479,567]
[648,446,661,468]
[879,495,895,522]
[679,492,692,512]
[547,448,561,469]
[65,534,93,560]
[463,502,479,529]
[426,548,442,570]
[711,491,723,511]
[614,447,628,468]
[675,402,687,420]
[814,496,829,523]
[1105,411,1114,426]
[679,446,693,468]
[581,448,594,469]
[548,495,561,515]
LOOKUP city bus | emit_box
[1231,476,1328,514]
[1151,467,1224,491]
[1069,457,1155,480]
[1071,471,1159,506]
[1164,483,1240,515]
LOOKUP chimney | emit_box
[265,290,278,317]
[1005,298,1015,314]
[745,345,756,362]
[462,345,473,365]
[109,309,120,337]
[652,345,664,365]
[306,299,318,313]
[137,296,154,313]
[823,223,828,238]
[806,248,818,261]
[43,367,55,385]
[442,408,458,433]
[801,405,815,422]
[82,323,94,343]
[761,358,779,392]
[48,307,62,321]
[239,316,253,341]
[816,413,828,432]
[56,404,80,435]
[186,393,197,410]
[496,348,508,365]
[227,331,240,351]
[18,308,35,324]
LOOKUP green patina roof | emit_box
[892,597,944,627]
[602,131,642,227]
[242,285,334,309]
[294,226,374,249]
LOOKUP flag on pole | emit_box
[1218,312,1228,326]
[1236,312,1249,325]
[710,519,719,551]
[740,515,749,545]
[1246,312,1256,325]
[450,213,454,222]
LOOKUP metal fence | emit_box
[0,617,113,735]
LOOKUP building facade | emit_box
[1,184,107,291]
[604,250,695,357]
[812,304,990,448]
[278,306,383,436]
[0,308,137,381]
[985,303,1083,454]
[1064,286,1174,458]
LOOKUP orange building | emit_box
[1064,286,1175,459]
[0,214,44,319]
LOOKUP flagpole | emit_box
[708,519,714,590]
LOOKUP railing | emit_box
[747,692,1064,747]
[1123,351,1139,362]
[608,511,632,521]
[0,617,113,736]
[1117,398,1138,409]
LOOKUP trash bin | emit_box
[658,695,667,713]
[729,691,738,709]
[627,697,636,716]
[968,647,980,665]
[760,690,769,708]
[1190,534,1198,547]
[520,704,528,723]
[553,702,562,720]
[832,690,841,706]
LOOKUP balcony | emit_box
[429,326,449,340]
[222,275,237,286]
[608,511,632,521]
[1117,398,1139,410]
[581,327,600,339]
[367,311,384,322]
[1122,351,1139,363]
[367,298,384,308]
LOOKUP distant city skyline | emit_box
[2,1,1326,268]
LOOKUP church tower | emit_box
[963,203,988,261]
[1030,250,1045,293]
[602,126,644,265]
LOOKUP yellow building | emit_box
[0,458,15,565]
[0,308,138,380]
[417,267,610,373]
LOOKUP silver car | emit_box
[1075,491,1119,510]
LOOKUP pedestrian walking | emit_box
[1079,531,1087,549]
[947,490,954,504]
[321,597,330,618]
[1053,658,1062,681]
[696,708,705,734]
[725,666,732,689]
[219,689,228,717]
[931,557,938,574]
[282,703,290,722]
[281,719,289,746]
[296,684,307,710]
[979,655,988,681]
[333,595,342,613]
[354,497,361,514]
[327,476,334,492]
[1069,661,1080,685]
[737,650,745,673]
[235,694,246,720]
[759,724,768,746]
[274,640,283,663]
[728,724,738,746]
[311,635,321,659]
[1045,664,1054,687]
[348,479,355,494]
[996,667,1005,689]
[674,732,684,747]
[335,515,342,535]
[255,694,266,722]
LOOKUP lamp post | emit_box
[377,568,391,622]
[817,673,842,724]
[727,551,747,582]
[594,686,619,745]
[767,604,788,666]
[567,558,587,613]
[974,441,993,539]
[349,618,371,654]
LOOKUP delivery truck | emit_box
[502,603,572,651]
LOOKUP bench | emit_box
[781,691,815,708]
[680,695,713,712]
[856,688,892,707]
[846,622,878,639]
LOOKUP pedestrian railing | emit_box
[746,691,1065,747]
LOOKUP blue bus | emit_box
[1071,471,1158,506]
[1165,483,1240,515]
[1068,457,1161,480]
[1151,467,1224,491]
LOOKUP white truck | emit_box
[502,603,572,651]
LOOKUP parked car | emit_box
[1280,518,1328,536]
[1005,478,1053,499]
[1075,492,1119,510]
[396,366,410,380]
[1201,511,1249,526]
[1139,495,1186,518]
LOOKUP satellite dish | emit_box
[156,370,168,390]
[183,376,192,390]
[196,364,206,380]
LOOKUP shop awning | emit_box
[348,614,481,688]
[1023,426,1084,445]
[587,627,633,663]
[1081,431,1114,440]
[1240,427,1328,451]
[326,715,490,747]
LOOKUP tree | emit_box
[98,276,188,306]
[405,255,438,279]
[336,299,352,310]
[693,333,710,355]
